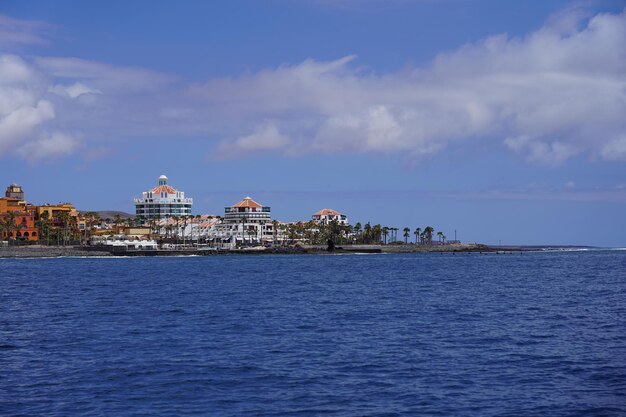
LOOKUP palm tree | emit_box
[125,217,134,228]
[0,216,7,241]
[171,216,181,243]
[4,211,16,241]
[403,227,410,244]
[39,211,51,245]
[423,226,434,245]
[363,222,372,243]
[437,231,443,244]
[113,214,122,231]
[382,227,389,245]
[372,224,382,244]
[148,217,157,239]
[181,215,190,245]
[414,227,421,244]
[272,220,279,245]
[353,222,362,244]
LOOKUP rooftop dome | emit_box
[158,175,168,186]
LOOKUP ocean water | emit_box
[1,251,625,416]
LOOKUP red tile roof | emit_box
[150,185,177,194]
[232,197,263,208]
[314,208,340,216]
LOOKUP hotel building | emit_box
[134,175,193,221]
[0,184,38,241]
[312,208,348,225]
[215,197,275,246]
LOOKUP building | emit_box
[215,197,275,246]
[154,214,221,243]
[134,175,193,221]
[32,203,80,244]
[5,183,25,200]
[35,203,79,224]
[312,208,348,225]
[0,184,38,241]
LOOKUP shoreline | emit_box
[0,243,560,258]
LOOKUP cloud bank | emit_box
[0,8,625,163]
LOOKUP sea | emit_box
[1,250,625,416]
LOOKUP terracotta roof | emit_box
[314,208,340,216]
[232,196,262,208]
[150,185,177,194]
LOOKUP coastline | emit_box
[3,243,603,259]
[1,243,500,258]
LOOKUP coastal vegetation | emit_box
[274,219,444,247]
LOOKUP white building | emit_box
[155,215,221,243]
[134,175,193,222]
[215,197,275,247]
[312,208,348,225]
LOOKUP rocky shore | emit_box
[304,243,495,254]
[0,243,497,258]
[0,245,111,258]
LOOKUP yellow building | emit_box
[36,203,79,220]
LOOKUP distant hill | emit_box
[80,210,135,220]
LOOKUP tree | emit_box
[353,222,361,244]
[5,211,16,241]
[403,227,410,244]
[362,222,371,243]
[39,211,51,245]
[414,227,421,244]
[0,216,7,240]
[372,224,382,244]
[181,215,190,245]
[382,227,389,245]
[423,226,434,245]
[113,214,122,230]
[437,231,443,243]
[272,220,278,246]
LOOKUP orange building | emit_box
[0,184,39,241]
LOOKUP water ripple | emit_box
[1,251,625,416]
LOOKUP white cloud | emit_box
[183,7,626,162]
[504,135,581,165]
[215,123,291,159]
[0,100,55,153]
[0,7,625,164]
[16,132,79,162]
[35,56,175,92]
[600,135,626,160]
[0,14,52,47]
[49,82,101,98]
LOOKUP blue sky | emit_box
[1,0,625,246]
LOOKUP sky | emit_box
[1,0,625,246]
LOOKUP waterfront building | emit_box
[35,203,79,222]
[134,175,193,221]
[0,184,38,241]
[155,214,221,243]
[33,203,80,244]
[5,183,25,201]
[312,208,348,225]
[215,197,274,246]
